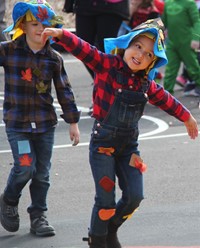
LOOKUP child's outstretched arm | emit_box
[42,28,63,44]
[184,115,199,139]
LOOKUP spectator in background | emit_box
[129,0,161,28]
[74,0,129,79]
[118,0,164,36]
[176,0,200,88]
[162,0,200,96]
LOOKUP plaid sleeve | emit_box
[53,53,80,124]
[148,80,191,122]
[57,29,116,73]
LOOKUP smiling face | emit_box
[123,35,156,72]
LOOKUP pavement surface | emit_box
[0,52,200,248]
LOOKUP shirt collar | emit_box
[14,34,51,55]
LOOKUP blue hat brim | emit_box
[3,1,63,33]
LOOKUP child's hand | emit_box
[184,115,199,139]
[69,123,80,146]
[41,28,63,44]
[191,40,200,50]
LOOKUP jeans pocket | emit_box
[118,102,143,125]
[92,126,113,142]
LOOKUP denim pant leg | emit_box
[114,154,144,226]
[89,148,116,236]
[89,153,144,236]
[89,123,143,236]
[4,131,37,203]
[27,128,55,214]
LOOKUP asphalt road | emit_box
[0,53,200,248]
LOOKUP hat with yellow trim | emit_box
[3,0,64,40]
[104,18,168,81]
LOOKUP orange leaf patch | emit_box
[21,68,32,82]
[98,147,115,156]
[19,154,32,166]
[129,153,147,173]
[98,208,116,221]
[135,158,147,173]
[37,6,49,21]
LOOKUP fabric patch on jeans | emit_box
[98,208,116,221]
[99,176,115,192]
[18,140,31,154]
[123,208,138,220]
[98,147,115,156]
[129,153,147,173]
[19,154,32,166]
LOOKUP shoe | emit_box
[30,212,55,237]
[176,75,187,87]
[84,234,107,248]
[106,232,122,248]
[106,221,122,248]
[184,83,200,97]
[0,194,19,232]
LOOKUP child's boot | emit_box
[106,222,122,248]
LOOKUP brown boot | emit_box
[83,234,107,248]
[106,222,122,248]
[106,232,121,248]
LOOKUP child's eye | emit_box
[135,44,141,49]
[147,52,153,58]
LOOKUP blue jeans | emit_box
[89,122,144,236]
[4,127,55,214]
[89,88,148,236]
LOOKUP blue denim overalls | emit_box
[89,80,149,236]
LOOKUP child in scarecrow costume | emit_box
[42,18,198,247]
[0,0,80,237]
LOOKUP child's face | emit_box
[21,20,48,48]
[123,35,155,72]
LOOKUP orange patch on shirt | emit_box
[98,209,116,221]
[21,68,32,82]
[99,176,115,192]
[98,147,115,156]
[19,154,32,166]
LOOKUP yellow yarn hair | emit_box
[140,32,156,41]
[12,11,37,40]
